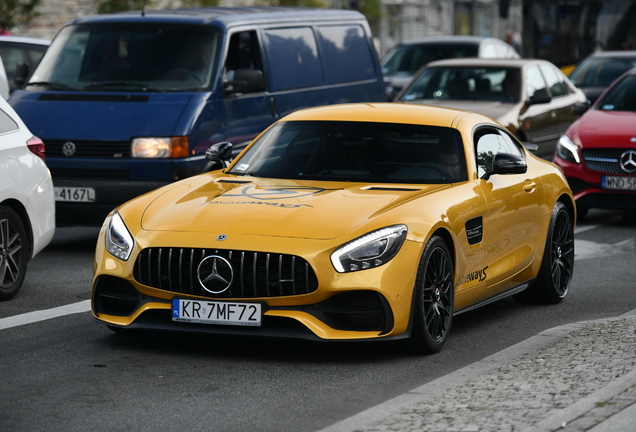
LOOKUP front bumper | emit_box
[91,231,422,341]
[554,157,636,210]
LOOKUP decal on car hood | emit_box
[140,178,446,239]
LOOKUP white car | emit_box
[0,96,55,300]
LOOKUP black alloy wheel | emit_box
[405,235,454,354]
[0,206,28,301]
[515,201,574,304]
[548,203,575,299]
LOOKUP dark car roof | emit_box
[66,7,366,27]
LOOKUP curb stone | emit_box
[318,309,636,432]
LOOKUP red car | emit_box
[554,67,636,218]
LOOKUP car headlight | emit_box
[105,212,134,261]
[331,225,408,273]
[131,137,189,158]
[556,135,580,164]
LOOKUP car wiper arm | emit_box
[83,82,160,92]
[26,81,79,91]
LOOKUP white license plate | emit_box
[54,187,96,202]
[172,299,262,327]
[602,176,636,191]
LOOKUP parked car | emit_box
[0,36,50,93]
[554,66,636,218]
[381,35,520,100]
[395,58,589,159]
[92,103,575,354]
[9,7,387,227]
[0,96,55,300]
[568,51,636,104]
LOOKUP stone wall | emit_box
[9,0,283,40]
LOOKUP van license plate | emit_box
[602,176,636,191]
[172,299,262,326]
[54,187,96,202]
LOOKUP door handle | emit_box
[270,97,277,119]
[523,180,536,192]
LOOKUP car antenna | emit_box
[141,0,146,16]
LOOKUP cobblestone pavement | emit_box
[320,311,636,432]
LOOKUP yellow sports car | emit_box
[92,103,575,354]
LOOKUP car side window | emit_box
[475,129,523,178]
[224,30,265,92]
[526,65,547,100]
[0,46,26,76]
[0,108,18,136]
[540,64,567,97]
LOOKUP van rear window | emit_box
[318,25,377,84]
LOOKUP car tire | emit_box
[404,235,454,354]
[0,206,29,301]
[514,201,574,304]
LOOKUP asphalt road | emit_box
[1,209,635,432]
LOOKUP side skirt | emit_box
[453,279,536,316]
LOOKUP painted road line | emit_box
[0,300,91,330]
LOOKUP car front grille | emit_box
[583,148,636,175]
[45,139,131,158]
[134,247,319,299]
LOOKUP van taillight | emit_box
[27,136,46,161]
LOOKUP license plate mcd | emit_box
[172,299,262,326]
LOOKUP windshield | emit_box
[596,75,636,111]
[381,43,478,75]
[28,23,221,92]
[229,121,467,183]
[569,57,636,87]
[398,66,521,103]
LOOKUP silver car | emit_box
[396,58,589,159]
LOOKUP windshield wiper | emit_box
[83,82,160,92]
[26,81,79,91]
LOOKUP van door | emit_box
[261,26,328,118]
[223,30,273,153]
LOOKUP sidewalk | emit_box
[320,310,636,432]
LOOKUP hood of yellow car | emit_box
[140,175,447,239]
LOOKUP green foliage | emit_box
[358,0,381,34]
[258,0,326,6]
[180,0,221,7]
[0,0,41,28]
[97,0,154,14]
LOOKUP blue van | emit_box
[9,7,386,226]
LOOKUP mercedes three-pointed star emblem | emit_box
[619,149,636,174]
[197,255,234,294]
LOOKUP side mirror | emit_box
[528,88,552,105]
[224,69,265,95]
[14,62,30,89]
[572,100,591,116]
[482,153,527,180]
[204,141,233,172]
